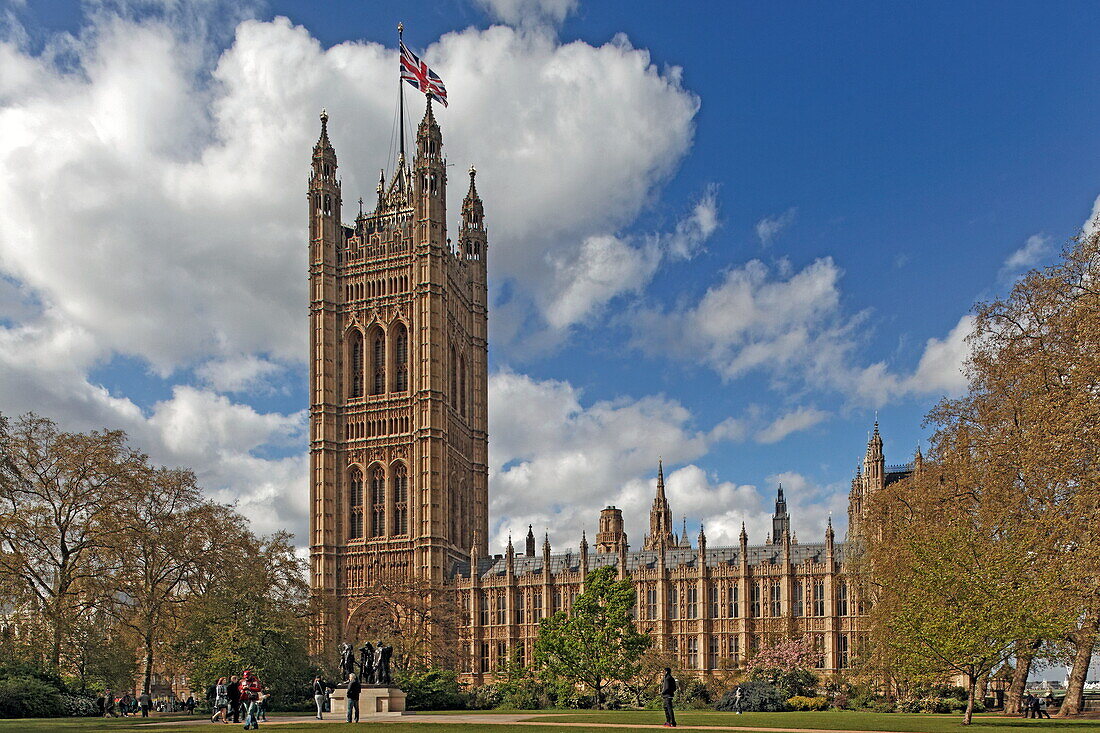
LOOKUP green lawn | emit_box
[0,710,1097,733]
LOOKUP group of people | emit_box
[207,670,267,728]
[1021,691,1056,718]
[98,690,190,717]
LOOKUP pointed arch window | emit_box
[370,465,386,537]
[370,328,386,395]
[459,355,467,417]
[348,330,364,398]
[392,463,408,536]
[348,467,364,540]
[450,347,458,409]
[394,324,409,392]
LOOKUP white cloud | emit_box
[1085,195,1100,237]
[755,207,796,247]
[1000,233,1050,278]
[0,12,698,374]
[755,407,828,444]
[474,0,578,29]
[196,354,286,393]
[633,257,973,407]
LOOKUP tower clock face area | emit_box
[308,98,489,631]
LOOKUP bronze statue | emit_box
[338,642,355,678]
[358,642,375,683]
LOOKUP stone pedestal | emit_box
[329,686,407,716]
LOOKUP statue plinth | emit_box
[329,686,408,715]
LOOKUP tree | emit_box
[745,636,819,698]
[860,467,1069,725]
[110,467,226,694]
[0,414,143,671]
[534,566,650,708]
[174,531,313,709]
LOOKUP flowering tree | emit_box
[745,637,819,698]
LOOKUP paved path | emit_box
[148,712,949,732]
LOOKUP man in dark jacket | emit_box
[660,668,677,728]
[227,675,241,723]
[345,673,362,723]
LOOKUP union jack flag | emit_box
[400,42,448,107]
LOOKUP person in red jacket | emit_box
[238,670,264,729]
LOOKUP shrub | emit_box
[831,693,849,710]
[395,669,468,711]
[0,677,63,718]
[674,678,713,709]
[58,694,98,717]
[869,699,896,713]
[787,695,829,711]
[715,680,787,712]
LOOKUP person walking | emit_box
[733,685,744,714]
[138,691,152,717]
[1032,695,1050,719]
[660,667,677,728]
[313,676,328,720]
[102,689,117,718]
[227,675,241,723]
[345,672,362,723]
[211,677,230,724]
[239,670,264,729]
[185,694,195,714]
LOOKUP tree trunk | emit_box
[1004,639,1039,716]
[964,673,977,726]
[1058,611,1099,718]
[143,633,155,695]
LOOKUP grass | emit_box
[0,710,1097,733]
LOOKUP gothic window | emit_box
[370,328,385,395]
[514,591,524,625]
[323,194,331,215]
[729,635,740,665]
[729,585,740,618]
[686,586,698,619]
[532,589,542,619]
[392,463,408,536]
[750,581,761,617]
[496,641,506,671]
[709,636,719,670]
[709,586,719,619]
[348,467,364,539]
[770,582,782,617]
[837,634,849,669]
[459,355,467,417]
[646,587,658,620]
[478,591,489,626]
[793,580,805,617]
[480,642,489,673]
[813,580,826,617]
[370,465,385,537]
[450,347,458,409]
[668,585,679,620]
[394,323,409,392]
[686,637,699,670]
[837,580,848,616]
[813,634,825,669]
[348,330,364,398]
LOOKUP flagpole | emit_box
[398,22,406,164]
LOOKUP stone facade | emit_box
[308,99,489,649]
[308,101,915,677]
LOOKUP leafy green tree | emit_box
[534,565,650,708]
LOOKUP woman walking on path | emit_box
[210,677,230,724]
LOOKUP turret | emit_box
[825,515,835,559]
[771,484,790,546]
[698,524,707,567]
[913,444,924,472]
[309,110,342,267]
[863,421,885,489]
[579,531,589,577]
[413,95,446,227]
[459,166,487,268]
[525,525,536,558]
[596,506,627,554]
[644,460,676,550]
[542,531,551,569]
[506,534,515,575]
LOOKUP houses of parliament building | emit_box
[308,98,916,680]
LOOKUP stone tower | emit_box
[595,506,628,554]
[771,484,790,545]
[308,98,489,645]
[643,460,676,550]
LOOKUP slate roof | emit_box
[451,541,845,580]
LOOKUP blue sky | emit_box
[1,0,1098,558]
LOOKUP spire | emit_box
[644,458,675,551]
[314,109,333,154]
[739,521,747,543]
[462,165,485,231]
[525,524,536,557]
[772,483,790,546]
[580,530,588,551]
[656,459,666,499]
